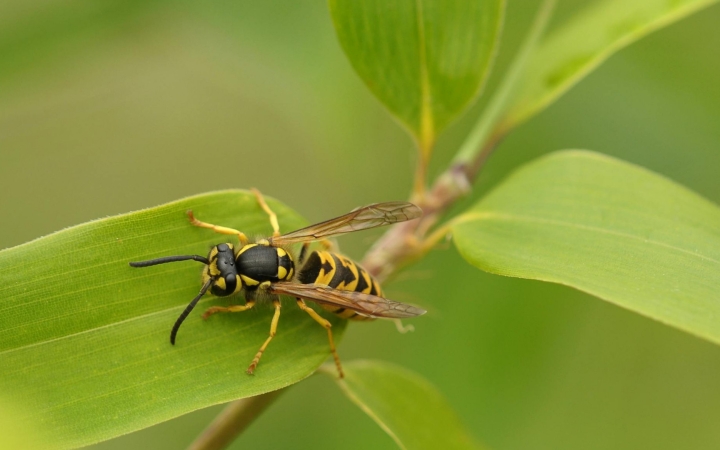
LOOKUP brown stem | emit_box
[187,389,285,450]
[189,121,506,450]
[188,130,504,450]
[192,2,556,443]
[361,127,507,282]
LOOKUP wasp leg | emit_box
[187,211,249,246]
[247,299,282,374]
[202,300,256,320]
[319,239,336,251]
[295,299,344,378]
[297,240,335,266]
[251,188,281,237]
[298,243,310,265]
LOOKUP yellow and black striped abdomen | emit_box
[297,251,381,321]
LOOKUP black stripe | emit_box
[320,258,334,276]
[369,282,378,296]
[298,251,323,284]
[328,254,356,288]
[298,243,309,265]
[355,269,370,293]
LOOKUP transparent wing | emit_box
[269,202,422,246]
[269,282,426,319]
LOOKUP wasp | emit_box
[129,190,424,378]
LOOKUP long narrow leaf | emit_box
[502,0,719,129]
[322,360,482,450]
[453,151,720,345]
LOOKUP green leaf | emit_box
[322,360,482,450]
[0,190,346,449]
[453,150,720,345]
[502,0,719,129]
[453,0,555,166]
[328,0,505,147]
[0,398,45,449]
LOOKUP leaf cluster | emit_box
[1,0,719,449]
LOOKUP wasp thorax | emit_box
[204,243,241,296]
[235,243,295,290]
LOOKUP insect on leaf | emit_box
[0,190,347,449]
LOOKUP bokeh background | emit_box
[2,1,720,449]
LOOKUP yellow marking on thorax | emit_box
[277,265,288,279]
[235,243,258,256]
[276,248,287,257]
[241,275,260,286]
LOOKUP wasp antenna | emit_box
[129,255,210,267]
[170,278,214,345]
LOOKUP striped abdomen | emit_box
[297,251,380,321]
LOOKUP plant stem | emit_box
[191,2,556,448]
[361,0,555,282]
[187,389,285,450]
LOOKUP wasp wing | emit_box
[269,282,426,319]
[268,202,422,246]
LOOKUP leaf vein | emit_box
[460,211,720,265]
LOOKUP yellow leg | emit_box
[296,299,344,378]
[297,241,333,264]
[247,299,282,374]
[251,188,280,237]
[187,210,249,246]
[202,301,256,320]
[320,239,336,251]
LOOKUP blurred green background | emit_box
[2,0,720,449]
